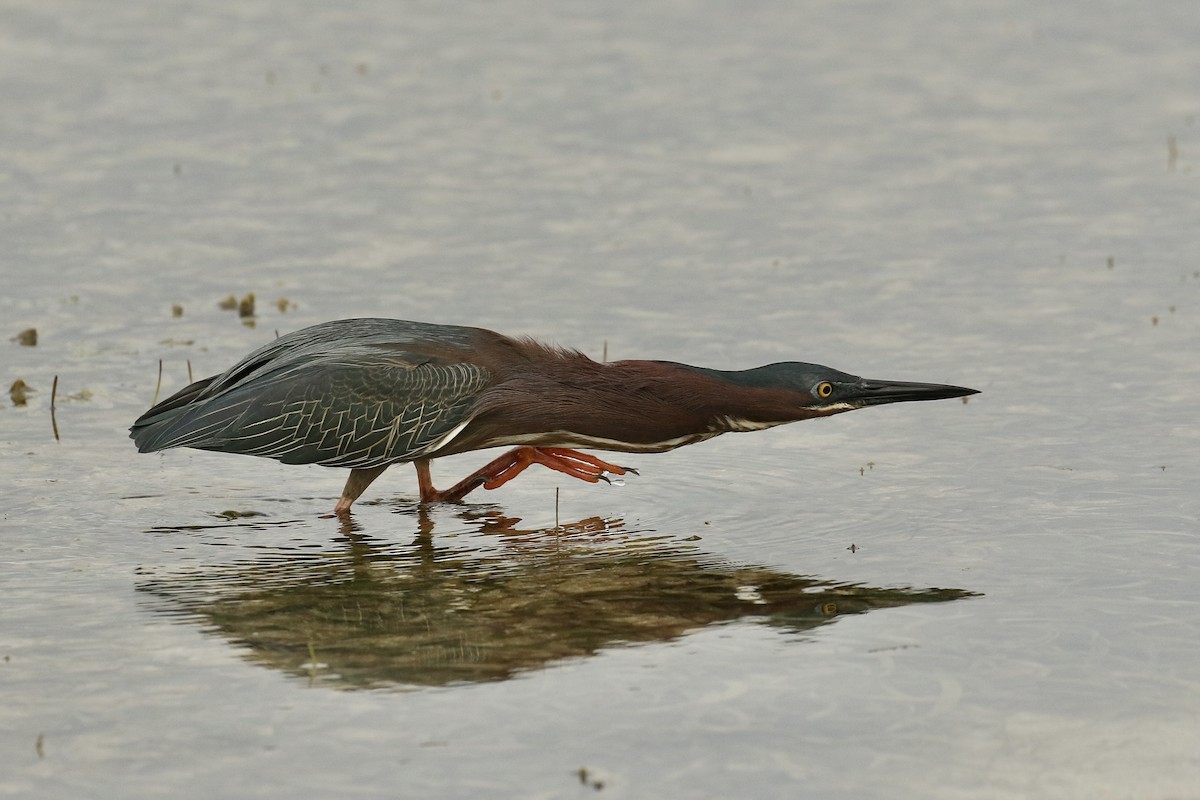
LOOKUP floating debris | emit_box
[275,297,295,313]
[219,293,257,324]
[1107,256,1114,270]
[10,379,32,406]
[214,510,267,520]
[13,328,37,346]
[238,292,256,319]
[172,304,184,317]
[576,768,605,791]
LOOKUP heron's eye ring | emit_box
[816,382,834,399]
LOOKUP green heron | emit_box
[131,318,978,513]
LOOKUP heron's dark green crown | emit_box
[670,361,979,411]
[713,362,857,391]
[673,362,857,399]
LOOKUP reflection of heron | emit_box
[130,318,978,513]
[139,512,980,689]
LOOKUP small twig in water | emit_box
[187,359,193,384]
[152,359,163,405]
[50,375,60,442]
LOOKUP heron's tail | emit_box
[129,376,218,452]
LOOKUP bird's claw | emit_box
[475,447,639,492]
[597,465,639,485]
[597,466,640,486]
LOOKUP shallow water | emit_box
[3,1,1200,798]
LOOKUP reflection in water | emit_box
[138,511,979,690]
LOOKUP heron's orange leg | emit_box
[415,447,635,503]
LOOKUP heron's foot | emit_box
[415,447,637,504]
[415,456,485,504]
[333,464,390,514]
[482,447,636,490]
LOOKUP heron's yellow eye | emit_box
[816,382,834,399]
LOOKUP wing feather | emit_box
[139,359,490,467]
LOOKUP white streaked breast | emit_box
[480,429,723,454]
[714,415,789,433]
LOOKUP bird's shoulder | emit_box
[200,319,494,397]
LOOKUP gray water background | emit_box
[2,1,1198,798]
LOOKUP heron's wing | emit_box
[133,353,492,468]
[153,319,476,403]
[135,319,481,417]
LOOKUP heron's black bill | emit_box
[847,379,979,407]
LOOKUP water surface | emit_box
[3,1,1199,798]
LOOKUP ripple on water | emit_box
[627,440,972,556]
